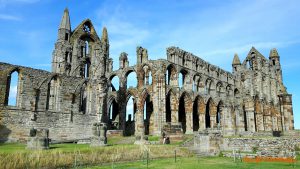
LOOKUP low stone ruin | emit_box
[194,129,223,156]
[194,129,300,158]
[27,128,50,150]
[90,122,107,147]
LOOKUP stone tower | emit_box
[52,9,110,122]
[52,8,72,75]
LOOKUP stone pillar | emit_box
[198,100,206,130]
[246,111,255,132]
[235,108,245,133]
[280,94,294,131]
[210,115,216,129]
[244,99,255,132]
[210,104,217,129]
[272,116,278,131]
[134,109,146,144]
[264,115,272,131]
[152,72,166,135]
[171,93,178,123]
[118,77,127,134]
[222,106,235,136]
[185,112,193,134]
[256,113,264,131]
[199,113,206,130]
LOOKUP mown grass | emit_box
[0,143,192,169]
[85,155,300,169]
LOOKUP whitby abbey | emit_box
[0,9,296,146]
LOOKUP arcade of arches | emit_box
[0,9,294,143]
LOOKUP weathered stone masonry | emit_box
[0,9,294,143]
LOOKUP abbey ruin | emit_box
[0,9,295,143]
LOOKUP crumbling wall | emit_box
[0,62,98,142]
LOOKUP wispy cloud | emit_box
[0,0,39,5]
[29,64,51,68]
[94,1,151,69]
[0,14,21,21]
[202,40,300,58]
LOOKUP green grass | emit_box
[1,143,299,169]
[84,156,300,169]
[0,143,91,153]
[0,143,191,169]
[148,136,160,141]
[0,143,26,153]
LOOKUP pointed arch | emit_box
[216,82,223,97]
[46,75,61,111]
[142,64,152,86]
[166,64,178,86]
[193,74,202,92]
[205,98,216,128]
[216,100,224,126]
[5,68,20,106]
[79,82,87,114]
[193,96,200,131]
[125,69,138,88]
[107,96,119,130]
[109,74,120,91]
[138,89,153,135]
[178,92,193,133]
[166,89,178,123]
[226,84,233,96]
[179,68,188,89]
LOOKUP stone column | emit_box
[210,104,217,129]
[222,106,235,136]
[119,77,127,134]
[185,112,193,134]
[210,115,216,129]
[134,109,145,144]
[198,100,206,130]
[256,113,264,131]
[235,108,245,133]
[281,94,294,131]
[246,111,255,132]
[264,115,272,131]
[171,94,179,123]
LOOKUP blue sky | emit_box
[0,0,299,128]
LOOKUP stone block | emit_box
[27,128,50,150]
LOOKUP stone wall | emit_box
[194,130,300,157]
[0,63,98,142]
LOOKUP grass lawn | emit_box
[85,156,300,169]
[0,142,298,169]
[0,143,191,169]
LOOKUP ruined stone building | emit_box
[0,9,294,143]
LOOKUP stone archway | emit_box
[178,92,193,134]
[166,90,178,123]
[108,98,119,130]
[193,96,200,131]
[205,98,217,128]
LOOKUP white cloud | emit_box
[202,41,300,58]
[8,85,17,105]
[0,14,21,21]
[0,0,39,5]
[29,64,51,68]
[9,85,17,97]
[94,1,151,70]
